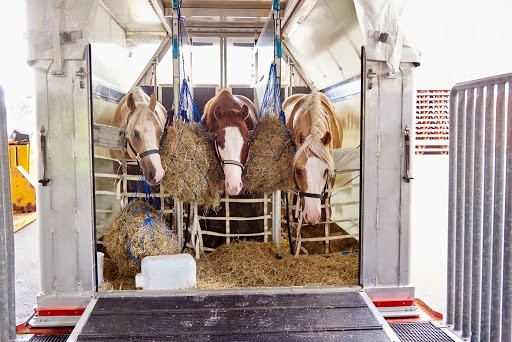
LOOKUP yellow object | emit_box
[9,141,36,213]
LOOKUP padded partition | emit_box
[231,87,254,102]
[193,87,217,117]
[160,85,174,113]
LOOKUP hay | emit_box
[100,277,136,291]
[103,257,119,282]
[196,241,359,288]
[102,200,180,277]
[160,121,224,209]
[243,116,295,194]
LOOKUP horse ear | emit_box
[321,131,331,146]
[240,105,249,120]
[149,92,157,111]
[214,106,222,120]
[127,93,136,112]
[295,131,304,146]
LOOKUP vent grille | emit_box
[29,335,70,342]
[415,90,450,155]
[389,322,454,342]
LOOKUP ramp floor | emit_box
[72,290,394,341]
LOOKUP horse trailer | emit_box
[1,0,510,341]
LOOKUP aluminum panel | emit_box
[362,60,414,287]
[101,0,165,33]
[282,0,362,90]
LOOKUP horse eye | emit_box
[295,168,302,176]
[324,169,329,177]
[133,130,141,139]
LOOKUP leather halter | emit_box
[127,138,160,164]
[214,137,247,171]
[294,173,330,199]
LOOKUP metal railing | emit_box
[447,73,512,341]
[0,85,16,341]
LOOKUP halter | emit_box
[294,173,331,200]
[214,137,248,171]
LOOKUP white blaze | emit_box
[303,157,325,225]
[219,127,244,196]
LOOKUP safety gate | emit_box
[447,72,512,341]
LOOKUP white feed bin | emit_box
[135,254,197,290]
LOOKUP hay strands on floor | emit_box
[195,240,359,289]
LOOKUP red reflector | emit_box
[36,307,86,316]
[373,300,415,307]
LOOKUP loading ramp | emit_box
[69,288,398,341]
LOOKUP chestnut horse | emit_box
[202,89,257,196]
[283,91,342,224]
[110,87,167,186]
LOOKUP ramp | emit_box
[70,289,398,341]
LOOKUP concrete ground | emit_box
[14,220,40,324]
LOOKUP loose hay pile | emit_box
[160,121,224,209]
[103,200,180,277]
[243,115,295,194]
[196,241,359,288]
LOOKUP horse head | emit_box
[125,91,165,186]
[213,104,251,196]
[293,132,334,225]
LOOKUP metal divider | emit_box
[447,73,512,341]
[0,86,16,341]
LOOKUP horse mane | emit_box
[304,92,331,138]
[294,135,335,176]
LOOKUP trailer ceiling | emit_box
[162,0,276,37]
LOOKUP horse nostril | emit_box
[149,171,155,181]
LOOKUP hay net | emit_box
[159,6,223,209]
[103,178,179,276]
[243,62,295,194]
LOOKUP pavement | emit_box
[13,220,40,324]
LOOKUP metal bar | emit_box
[470,86,485,341]
[454,89,467,331]
[490,82,507,342]
[462,88,475,337]
[451,72,512,92]
[0,86,16,341]
[446,88,458,326]
[481,84,496,342]
[272,190,282,248]
[502,82,512,342]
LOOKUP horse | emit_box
[202,89,258,196]
[283,91,343,225]
[110,87,167,186]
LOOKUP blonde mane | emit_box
[294,135,335,177]
[304,92,331,138]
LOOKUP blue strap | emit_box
[177,79,201,123]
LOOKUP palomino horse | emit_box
[110,87,167,186]
[202,89,258,196]
[283,91,343,224]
